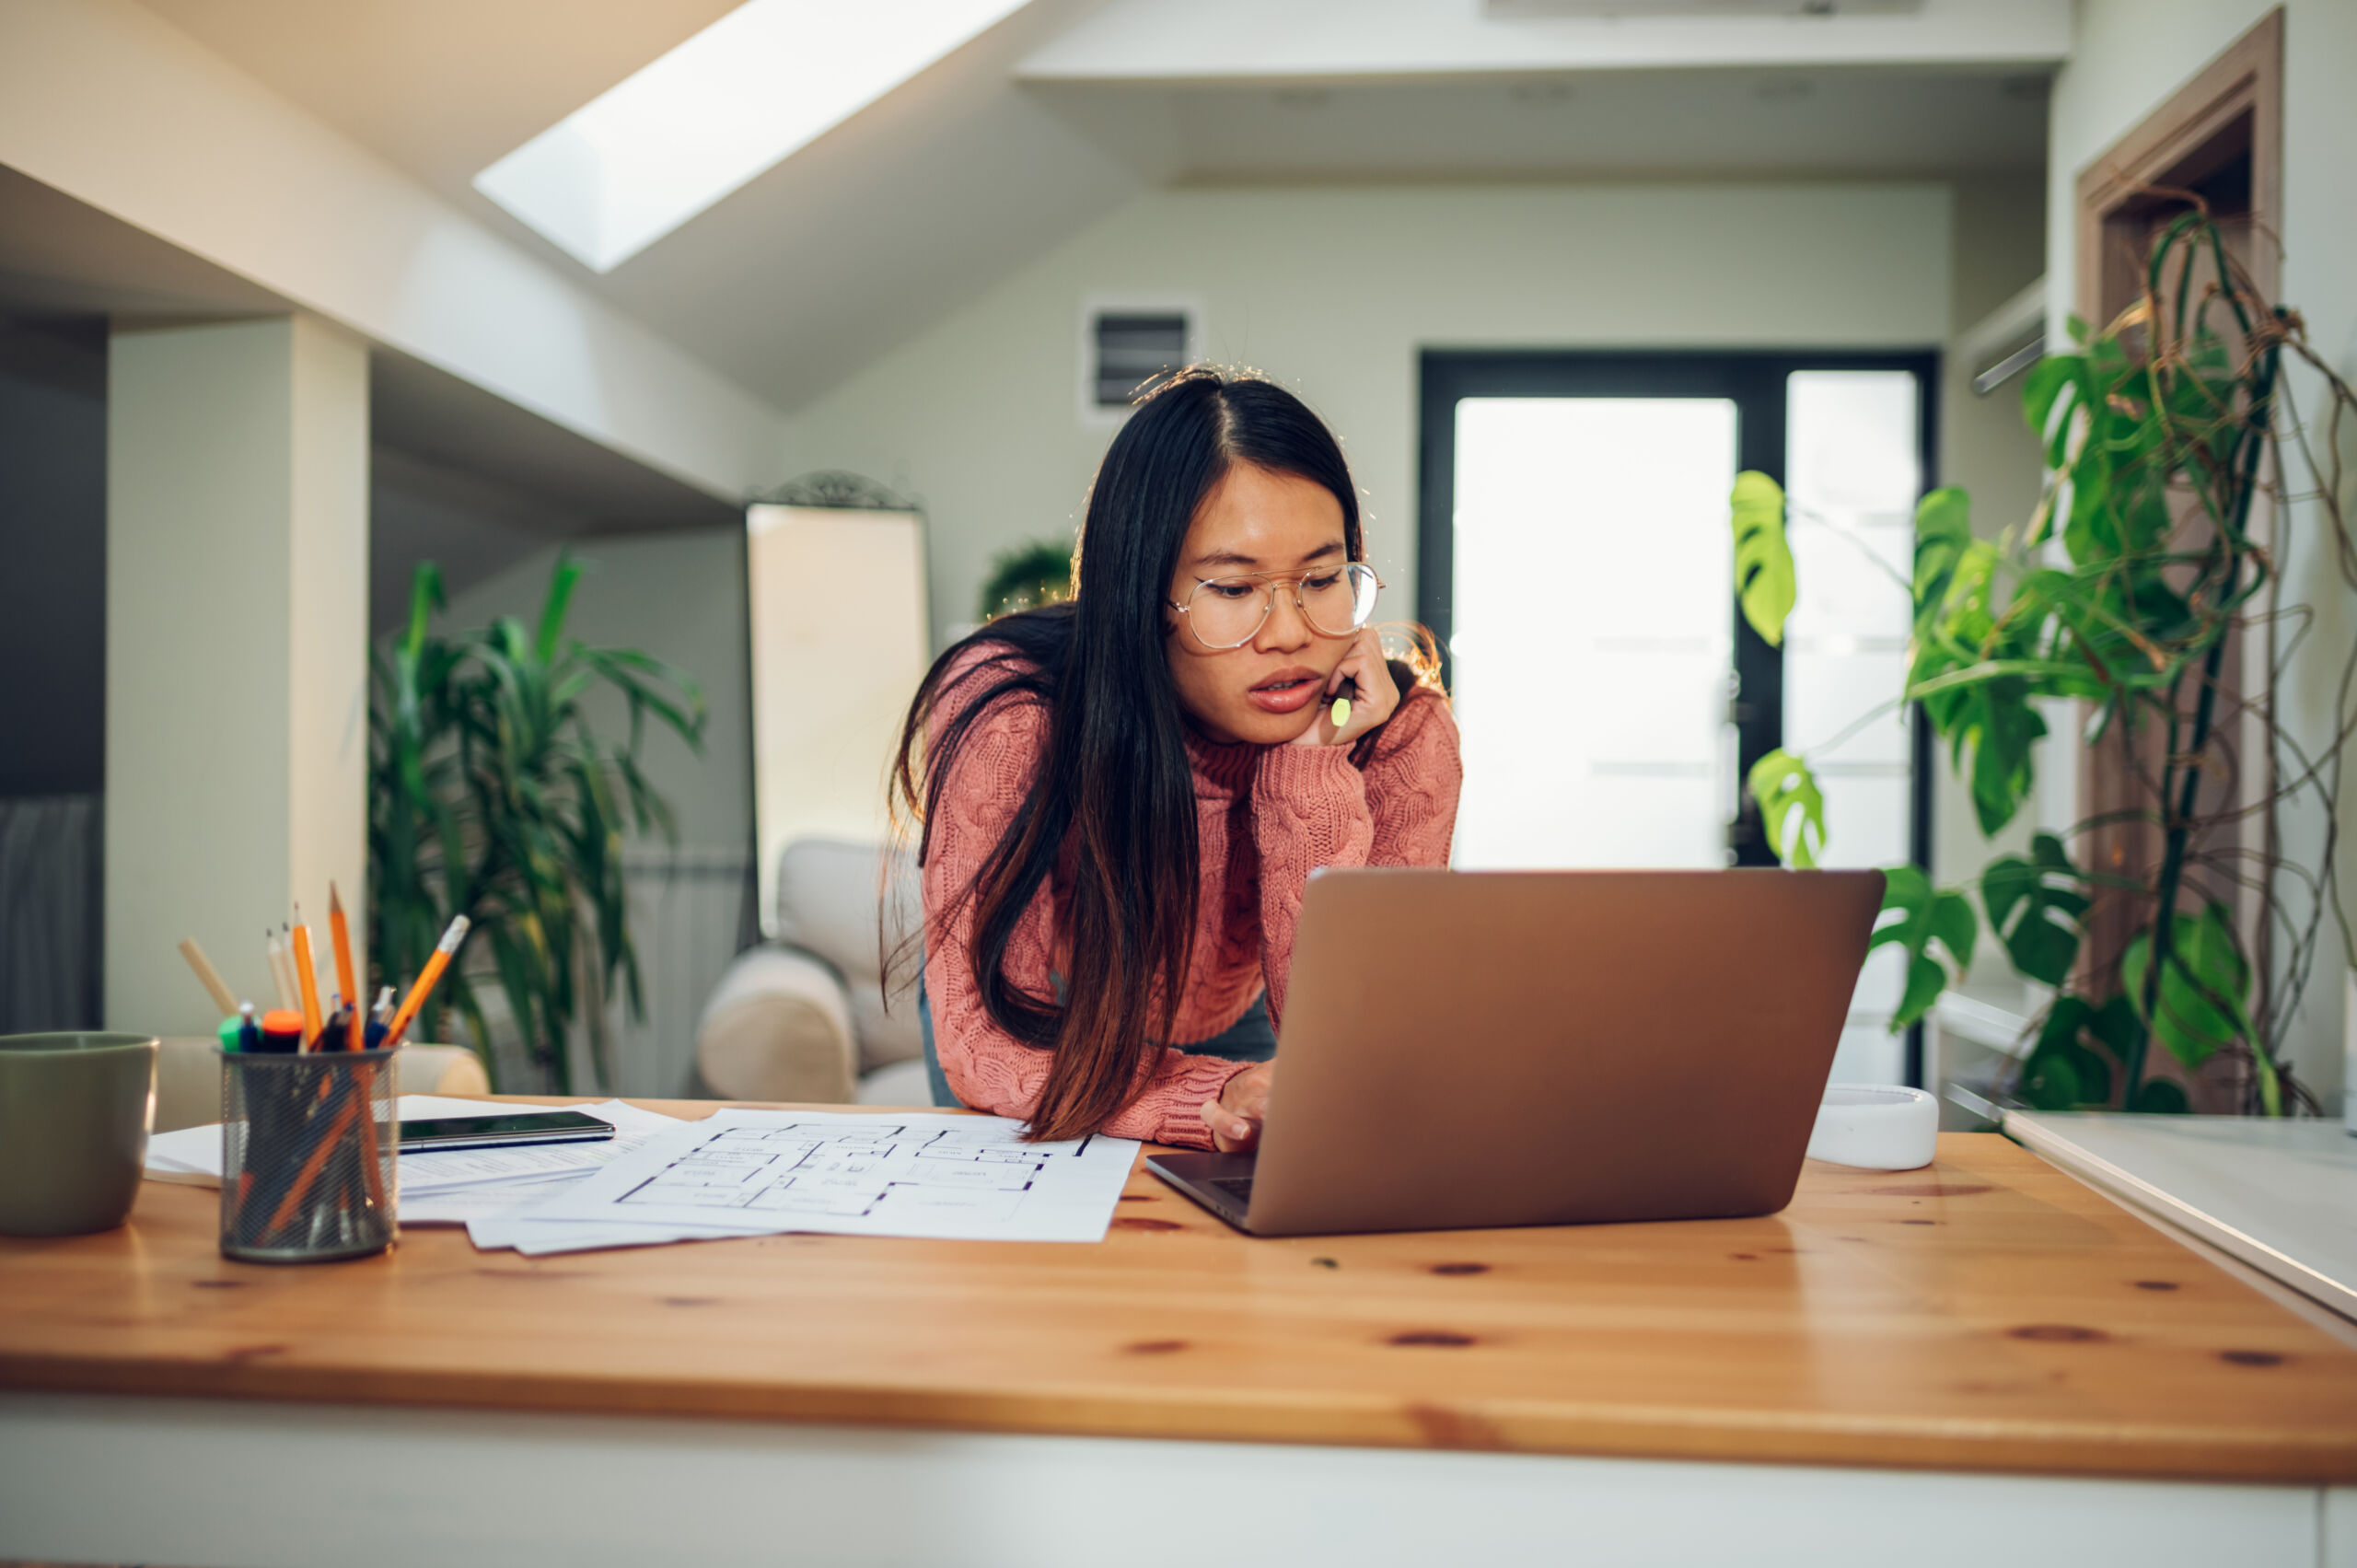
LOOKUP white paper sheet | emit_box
[519,1109,1140,1245]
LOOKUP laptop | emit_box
[1146,867,1885,1236]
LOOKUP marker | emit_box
[238,1001,261,1053]
[258,1008,306,1054]
[217,1014,243,1052]
[1328,677,1356,738]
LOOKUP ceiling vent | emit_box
[1079,297,1202,427]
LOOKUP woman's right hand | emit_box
[1202,1062,1272,1152]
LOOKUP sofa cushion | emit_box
[773,838,922,1067]
[697,945,859,1104]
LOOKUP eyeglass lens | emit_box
[1187,563,1378,648]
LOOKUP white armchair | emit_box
[696,838,929,1106]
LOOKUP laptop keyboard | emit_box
[1208,1176,1255,1204]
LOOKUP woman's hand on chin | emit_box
[1202,1062,1273,1152]
[1287,626,1398,748]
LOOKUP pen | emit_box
[384,914,469,1048]
[290,906,323,1047]
[329,883,362,1052]
[238,1001,261,1053]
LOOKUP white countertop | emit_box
[2006,1111,2357,1321]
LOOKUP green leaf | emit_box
[535,552,582,667]
[2121,902,2251,1071]
[1866,865,1977,1029]
[1980,832,2089,986]
[1911,487,1973,624]
[1729,470,1796,647]
[2131,1078,2190,1114]
[2018,995,2115,1109]
[1747,748,1825,869]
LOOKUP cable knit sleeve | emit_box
[1248,689,1463,1025]
[922,663,1255,1149]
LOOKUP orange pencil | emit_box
[290,906,323,1047]
[384,914,469,1048]
[328,883,361,1052]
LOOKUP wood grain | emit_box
[3,1106,2354,1482]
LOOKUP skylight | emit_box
[475,0,1030,273]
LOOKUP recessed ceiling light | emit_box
[474,0,1031,273]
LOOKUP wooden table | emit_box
[4,1104,2355,1568]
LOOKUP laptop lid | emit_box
[1236,868,1884,1237]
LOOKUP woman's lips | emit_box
[1246,669,1324,714]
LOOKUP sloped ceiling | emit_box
[133,0,2055,413]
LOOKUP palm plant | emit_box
[369,554,705,1092]
[1740,208,2357,1117]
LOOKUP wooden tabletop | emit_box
[5,1104,2356,1483]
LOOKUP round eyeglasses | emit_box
[1167,562,1383,651]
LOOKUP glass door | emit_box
[1419,351,1937,1084]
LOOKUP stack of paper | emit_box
[145,1101,1141,1254]
[143,1097,687,1226]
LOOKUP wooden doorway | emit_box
[2072,8,2282,1108]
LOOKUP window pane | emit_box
[1784,369,1920,1055]
[1451,398,1737,870]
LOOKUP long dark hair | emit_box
[890,369,1380,1141]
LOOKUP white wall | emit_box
[1934,175,2048,935]
[2052,0,2357,1113]
[785,180,1955,649]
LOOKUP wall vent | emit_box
[1078,298,1202,425]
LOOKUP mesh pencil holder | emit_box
[218,1047,400,1263]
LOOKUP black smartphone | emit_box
[397,1109,616,1154]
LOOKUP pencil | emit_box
[178,937,239,1016]
[265,927,299,1012]
[384,914,469,1048]
[290,906,323,1047]
[329,883,361,1052]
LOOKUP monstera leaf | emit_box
[2121,901,2264,1114]
[1869,865,1978,1029]
[1980,832,2090,987]
[2016,993,2131,1110]
[1730,470,1796,647]
[1747,749,1824,870]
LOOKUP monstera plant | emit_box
[1739,209,2357,1117]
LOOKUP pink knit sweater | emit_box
[922,652,1463,1148]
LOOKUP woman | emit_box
[892,367,1461,1150]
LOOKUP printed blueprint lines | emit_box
[551,1111,1135,1240]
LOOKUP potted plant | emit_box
[368,553,705,1093]
[1740,209,2357,1116]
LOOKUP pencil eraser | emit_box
[1329,696,1352,732]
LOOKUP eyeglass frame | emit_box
[1165,561,1386,652]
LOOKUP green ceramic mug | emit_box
[0,1032,159,1237]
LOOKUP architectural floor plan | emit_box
[527,1109,1141,1244]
